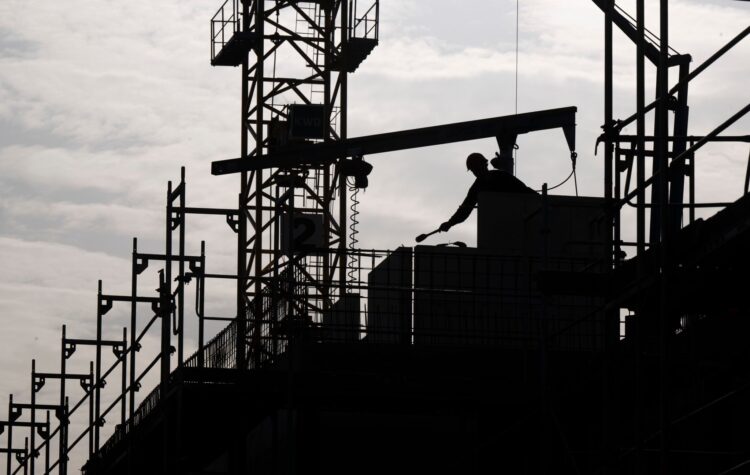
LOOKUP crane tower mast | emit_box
[211,0,379,368]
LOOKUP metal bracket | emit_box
[188,259,203,277]
[112,343,126,359]
[99,296,114,316]
[80,376,93,393]
[169,211,181,231]
[226,212,240,233]
[64,341,77,360]
[135,257,149,275]
[32,376,45,394]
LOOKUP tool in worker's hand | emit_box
[415,229,440,243]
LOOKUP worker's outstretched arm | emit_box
[440,184,478,231]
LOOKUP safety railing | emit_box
[185,320,237,370]
[349,0,379,41]
[211,0,241,63]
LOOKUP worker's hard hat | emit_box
[466,153,487,171]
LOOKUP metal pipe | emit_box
[178,168,186,366]
[657,2,670,472]
[198,241,206,369]
[88,362,94,458]
[635,10,646,475]
[618,104,750,207]
[121,327,127,427]
[603,2,615,472]
[95,281,102,452]
[58,326,66,475]
[43,413,48,475]
[615,26,750,133]
[163,181,173,384]
[251,0,265,371]
[129,238,138,424]
[29,361,34,475]
[668,60,691,234]
[6,394,11,475]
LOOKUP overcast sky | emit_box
[0,0,748,471]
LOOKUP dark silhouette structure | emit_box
[2,2,750,475]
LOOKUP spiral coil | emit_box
[347,178,360,283]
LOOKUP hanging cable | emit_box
[535,153,579,194]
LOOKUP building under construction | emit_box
[2,1,750,474]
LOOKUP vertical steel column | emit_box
[120,327,127,427]
[159,269,171,386]
[164,181,173,381]
[339,0,349,293]
[236,0,250,372]
[88,362,94,459]
[603,2,614,472]
[322,2,332,308]
[604,1,613,208]
[688,140,696,224]
[198,241,206,368]
[635,1,646,473]
[58,326,67,475]
[158,266,170,475]
[6,395,12,475]
[29,361,35,475]
[178,168,186,366]
[43,412,49,475]
[252,0,265,370]
[237,193,247,370]
[22,438,27,475]
[650,81,667,243]
[636,3,647,265]
[63,398,69,474]
[669,60,691,233]
[129,238,138,423]
[614,143,621,263]
[94,281,103,452]
[657,1,671,473]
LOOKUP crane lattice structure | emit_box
[211,0,379,369]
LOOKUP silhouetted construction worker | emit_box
[439,152,535,232]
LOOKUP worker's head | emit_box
[466,153,489,177]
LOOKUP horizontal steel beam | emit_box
[101,294,159,304]
[64,338,123,347]
[33,372,90,380]
[212,107,577,175]
[135,252,202,262]
[176,206,238,216]
[616,134,750,143]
